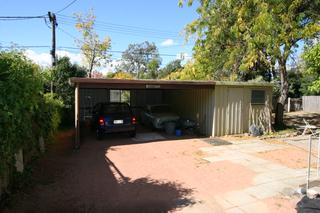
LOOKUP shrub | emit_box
[0,50,62,177]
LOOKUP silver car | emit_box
[143,104,180,129]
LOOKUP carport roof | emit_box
[70,77,215,89]
[69,77,273,89]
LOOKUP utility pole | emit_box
[48,11,57,93]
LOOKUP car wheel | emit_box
[129,131,136,138]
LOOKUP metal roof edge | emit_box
[69,77,273,87]
[69,77,216,85]
[214,81,273,87]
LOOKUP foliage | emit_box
[40,94,64,138]
[75,9,111,78]
[116,41,162,79]
[52,57,87,108]
[146,59,160,79]
[45,57,86,127]
[181,0,320,125]
[287,69,303,98]
[108,71,134,79]
[164,62,209,80]
[0,51,42,174]
[158,59,183,79]
[0,50,62,177]
[302,43,320,94]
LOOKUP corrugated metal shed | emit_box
[70,78,273,148]
[213,84,272,136]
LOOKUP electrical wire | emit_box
[0,15,47,21]
[56,0,79,14]
[56,14,181,37]
[0,45,179,57]
[58,21,182,40]
[57,26,78,40]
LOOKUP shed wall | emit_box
[130,90,163,107]
[164,89,215,136]
[302,96,320,113]
[213,85,272,136]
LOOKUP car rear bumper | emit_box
[98,125,136,134]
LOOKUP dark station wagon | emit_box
[92,102,136,139]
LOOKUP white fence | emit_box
[303,96,320,113]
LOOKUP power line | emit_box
[56,14,181,36]
[57,26,78,40]
[0,45,50,48]
[0,45,180,57]
[58,21,182,40]
[0,15,46,19]
[57,24,194,49]
[0,15,47,21]
[56,0,79,14]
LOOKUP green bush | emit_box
[0,51,62,177]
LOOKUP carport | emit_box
[70,78,273,148]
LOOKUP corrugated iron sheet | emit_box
[164,89,215,136]
[213,85,272,136]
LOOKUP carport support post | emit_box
[74,83,80,149]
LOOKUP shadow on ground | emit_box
[3,129,195,213]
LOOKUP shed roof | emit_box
[69,77,272,89]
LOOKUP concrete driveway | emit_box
[4,131,314,213]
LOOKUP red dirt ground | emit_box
[3,131,256,213]
[255,147,316,169]
[265,196,300,213]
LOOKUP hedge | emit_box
[0,51,62,178]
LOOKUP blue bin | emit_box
[175,129,182,136]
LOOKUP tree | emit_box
[146,59,160,79]
[164,62,208,80]
[75,10,111,78]
[302,43,320,94]
[181,0,320,126]
[107,71,134,79]
[158,59,183,79]
[51,56,87,125]
[116,41,161,79]
[52,57,87,107]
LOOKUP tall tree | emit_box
[51,56,87,125]
[146,59,160,79]
[75,10,111,78]
[52,56,87,108]
[158,59,183,79]
[181,0,320,126]
[116,41,161,79]
[302,43,320,94]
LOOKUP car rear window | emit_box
[103,103,130,114]
[150,105,170,113]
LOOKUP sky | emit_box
[0,0,199,73]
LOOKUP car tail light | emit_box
[99,117,105,126]
[132,117,136,124]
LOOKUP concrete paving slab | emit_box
[223,191,258,207]
[213,196,236,209]
[244,185,281,200]
[239,201,269,213]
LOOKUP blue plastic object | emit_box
[175,129,182,136]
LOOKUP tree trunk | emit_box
[88,49,96,78]
[275,61,289,127]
